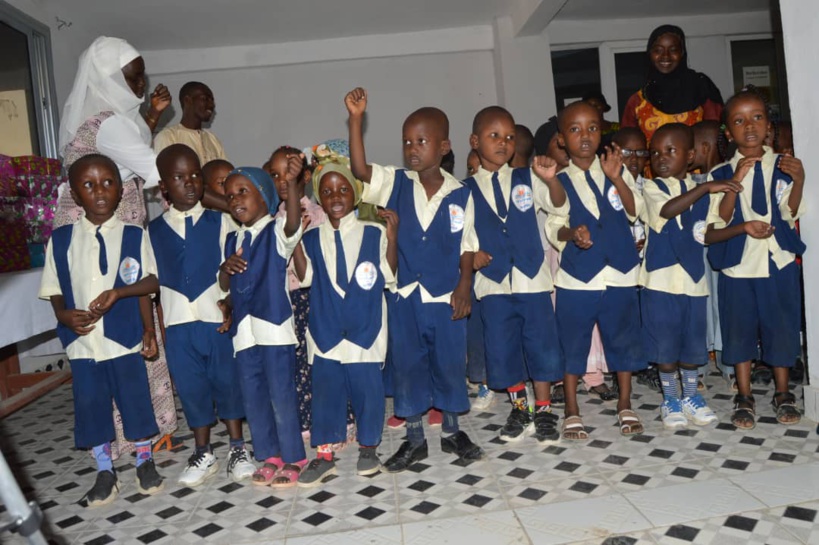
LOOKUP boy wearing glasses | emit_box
[613,128,650,257]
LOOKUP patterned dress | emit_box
[57,111,178,459]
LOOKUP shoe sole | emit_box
[685,414,718,426]
[533,433,561,445]
[178,462,219,488]
[387,422,406,430]
[229,466,255,483]
[297,466,338,488]
[384,451,428,474]
[357,463,382,476]
[471,398,495,411]
[87,480,121,508]
[499,421,534,442]
[137,478,165,495]
[663,420,688,430]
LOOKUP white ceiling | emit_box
[45,0,773,51]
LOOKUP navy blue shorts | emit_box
[466,290,487,383]
[389,291,469,417]
[71,352,158,449]
[165,321,244,429]
[556,287,646,376]
[481,292,563,388]
[641,289,708,366]
[311,356,384,447]
[718,261,801,368]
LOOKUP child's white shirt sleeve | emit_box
[275,216,304,260]
[362,163,397,208]
[38,240,61,299]
[298,241,314,289]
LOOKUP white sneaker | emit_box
[178,451,218,487]
[661,398,688,430]
[472,385,495,411]
[226,446,256,482]
[682,394,718,426]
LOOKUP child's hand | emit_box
[636,238,646,253]
[88,289,119,317]
[141,329,158,360]
[733,157,760,182]
[55,308,96,336]
[572,225,593,249]
[744,220,775,239]
[216,299,232,333]
[345,87,368,117]
[600,143,624,180]
[301,212,312,232]
[532,155,559,183]
[220,247,247,276]
[378,208,399,241]
[149,84,172,114]
[473,250,493,270]
[708,180,743,194]
[285,153,305,184]
[450,285,471,321]
[778,155,805,185]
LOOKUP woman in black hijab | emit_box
[621,24,723,143]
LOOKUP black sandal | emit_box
[551,384,565,406]
[731,394,756,430]
[751,361,773,385]
[772,392,801,425]
[587,383,617,401]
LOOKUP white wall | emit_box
[153,50,498,172]
[780,0,819,421]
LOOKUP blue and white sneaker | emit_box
[661,398,688,430]
[682,394,718,426]
[472,384,495,411]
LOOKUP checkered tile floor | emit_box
[1,370,818,544]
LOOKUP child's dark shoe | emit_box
[441,431,484,462]
[499,407,533,442]
[136,459,164,495]
[297,458,337,487]
[532,411,560,444]
[384,440,428,473]
[85,470,119,507]
[356,447,381,476]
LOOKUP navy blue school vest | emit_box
[51,223,144,351]
[148,210,222,303]
[224,220,292,337]
[386,170,470,298]
[707,160,806,270]
[464,168,543,283]
[557,170,639,283]
[643,178,709,282]
[303,225,385,354]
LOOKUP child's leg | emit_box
[347,361,386,476]
[555,288,601,419]
[263,345,306,464]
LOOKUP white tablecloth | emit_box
[0,269,57,348]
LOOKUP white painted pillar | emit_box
[779,1,819,422]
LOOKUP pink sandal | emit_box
[270,463,303,489]
[252,462,282,486]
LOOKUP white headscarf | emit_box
[59,36,147,153]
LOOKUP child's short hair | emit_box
[68,154,121,189]
[202,159,233,177]
[692,120,723,162]
[440,150,455,174]
[472,106,513,134]
[515,124,534,159]
[405,107,450,140]
[556,100,599,131]
[652,123,694,150]
[612,127,646,148]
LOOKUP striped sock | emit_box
[535,400,551,413]
[680,367,699,398]
[508,383,528,412]
[659,371,679,401]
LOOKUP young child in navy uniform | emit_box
[291,156,397,486]
[202,158,234,197]
[640,124,736,429]
[466,106,567,445]
[704,88,806,429]
[39,154,164,506]
[219,157,309,487]
[148,144,254,486]
[346,87,483,472]
[547,101,647,440]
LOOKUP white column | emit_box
[492,15,558,130]
[779,1,819,421]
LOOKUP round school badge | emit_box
[355,261,378,290]
[449,204,465,233]
[607,186,624,211]
[511,184,534,212]
[119,257,140,285]
[692,220,706,245]
[775,178,788,205]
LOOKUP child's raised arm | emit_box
[346,88,373,183]
[292,244,308,282]
[660,181,742,220]
[283,153,306,237]
[601,144,637,217]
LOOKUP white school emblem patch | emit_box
[775,178,789,205]
[692,220,706,245]
[511,184,534,212]
[449,204,465,233]
[119,257,140,285]
[355,261,378,290]
[607,186,624,211]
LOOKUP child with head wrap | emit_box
[291,156,398,486]
[218,157,309,488]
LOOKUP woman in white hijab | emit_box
[54,36,178,459]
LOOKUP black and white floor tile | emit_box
[1,371,818,544]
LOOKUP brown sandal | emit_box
[561,415,588,441]
[617,409,644,436]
